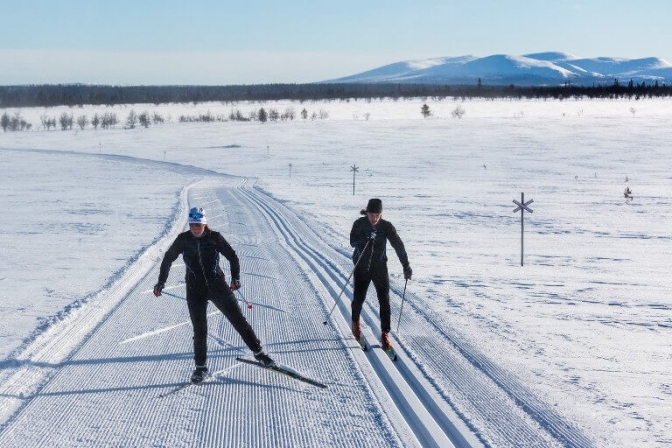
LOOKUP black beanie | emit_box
[366,198,383,214]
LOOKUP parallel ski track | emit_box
[239,183,593,448]
[237,184,475,448]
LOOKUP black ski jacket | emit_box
[158,229,240,285]
[350,217,409,270]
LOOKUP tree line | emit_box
[1,81,671,108]
[1,105,333,132]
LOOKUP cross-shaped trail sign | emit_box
[513,192,534,266]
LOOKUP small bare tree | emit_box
[281,107,295,120]
[126,110,137,129]
[421,103,432,118]
[91,113,100,130]
[59,112,74,130]
[40,113,51,130]
[1,112,9,132]
[76,115,89,130]
[451,105,466,119]
[138,111,150,128]
[101,112,118,129]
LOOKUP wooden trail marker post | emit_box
[512,192,534,266]
[350,164,359,195]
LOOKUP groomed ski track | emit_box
[0,165,592,447]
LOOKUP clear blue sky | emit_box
[1,0,670,85]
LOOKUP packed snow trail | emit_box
[0,176,415,447]
[0,166,592,447]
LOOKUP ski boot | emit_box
[381,331,392,351]
[190,365,208,384]
[352,320,362,340]
[253,350,276,368]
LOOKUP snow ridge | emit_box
[0,183,192,429]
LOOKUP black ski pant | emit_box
[351,264,391,332]
[186,277,261,366]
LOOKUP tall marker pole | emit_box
[512,192,534,266]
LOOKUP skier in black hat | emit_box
[153,207,275,383]
[350,198,412,350]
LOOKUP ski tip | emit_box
[354,337,368,351]
[384,348,398,361]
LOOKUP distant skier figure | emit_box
[153,207,275,383]
[624,187,633,200]
[350,198,412,351]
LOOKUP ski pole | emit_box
[323,239,371,325]
[236,289,253,309]
[163,289,251,310]
[161,291,185,300]
[396,278,408,333]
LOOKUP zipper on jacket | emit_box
[196,239,210,288]
[367,226,376,271]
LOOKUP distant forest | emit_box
[1,81,671,108]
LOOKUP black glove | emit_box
[369,230,377,240]
[403,265,412,280]
[230,279,241,291]
[153,281,165,296]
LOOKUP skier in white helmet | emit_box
[153,207,275,383]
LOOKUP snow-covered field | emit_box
[1,97,671,447]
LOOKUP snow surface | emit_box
[1,97,671,447]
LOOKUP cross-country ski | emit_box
[236,357,328,389]
[156,365,239,398]
[383,346,399,362]
[355,336,369,352]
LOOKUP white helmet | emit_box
[188,207,207,224]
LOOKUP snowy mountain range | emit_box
[326,52,672,86]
